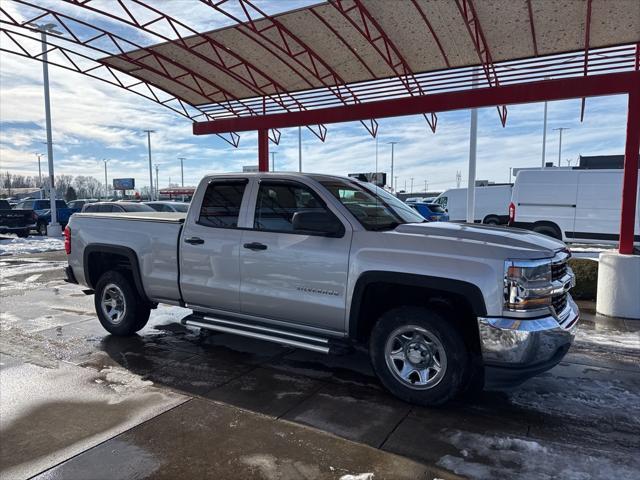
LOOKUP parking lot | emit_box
[0,243,638,479]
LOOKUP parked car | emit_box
[67,199,98,210]
[434,185,512,224]
[14,198,77,235]
[404,197,427,204]
[81,202,155,213]
[65,173,577,406]
[0,199,36,237]
[509,168,640,244]
[410,202,449,222]
[145,201,190,212]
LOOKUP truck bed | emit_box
[69,212,186,304]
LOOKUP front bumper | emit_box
[478,295,579,388]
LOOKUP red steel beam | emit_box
[455,0,507,126]
[258,129,269,172]
[410,0,451,68]
[193,71,639,134]
[526,0,539,56]
[330,0,438,132]
[619,86,640,254]
[580,0,593,122]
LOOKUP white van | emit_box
[509,168,640,244]
[434,185,512,224]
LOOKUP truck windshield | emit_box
[318,178,425,231]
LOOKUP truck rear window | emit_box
[198,181,247,228]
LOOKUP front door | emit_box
[180,178,250,312]
[239,180,351,333]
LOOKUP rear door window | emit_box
[198,181,247,228]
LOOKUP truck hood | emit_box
[394,222,565,257]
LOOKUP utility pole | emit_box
[387,141,397,191]
[155,164,159,199]
[553,127,569,167]
[271,151,277,171]
[29,22,62,236]
[178,157,186,201]
[144,129,155,200]
[103,159,110,200]
[456,170,462,188]
[298,126,302,173]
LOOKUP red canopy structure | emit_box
[1,0,639,253]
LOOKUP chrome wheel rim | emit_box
[384,325,447,390]
[100,283,126,325]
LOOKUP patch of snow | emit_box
[576,329,640,351]
[97,366,153,393]
[0,236,64,256]
[340,474,374,480]
[510,375,640,427]
[437,430,639,480]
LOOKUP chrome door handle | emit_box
[184,236,205,245]
[243,242,267,251]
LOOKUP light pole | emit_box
[541,100,548,168]
[178,157,186,201]
[35,153,43,188]
[424,180,428,193]
[410,177,414,193]
[387,141,397,191]
[144,130,155,200]
[155,164,159,199]
[298,126,302,173]
[553,127,569,167]
[271,151,277,171]
[394,176,398,194]
[103,159,111,200]
[29,22,62,236]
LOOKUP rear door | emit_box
[180,178,250,313]
[573,171,622,241]
[239,179,352,332]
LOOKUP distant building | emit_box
[578,155,626,169]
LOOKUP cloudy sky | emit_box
[0,0,630,193]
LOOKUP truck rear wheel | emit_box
[532,224,561,240]
[369,306,468,406]
[94,270,150,336]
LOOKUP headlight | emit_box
[504,259,553,312]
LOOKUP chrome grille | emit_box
[552,293,568,314]
[551,262,568,281]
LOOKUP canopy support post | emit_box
[619,88,640,254]
[258,129,269,172]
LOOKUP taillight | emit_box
[64,225,71,254]
[508,202,516,225]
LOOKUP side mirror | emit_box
[292,211,344,237]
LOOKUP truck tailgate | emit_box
[69,212,185,304]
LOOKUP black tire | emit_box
[37,222,47,236]
[94,270,150,336]
[16,230,29,238]
[483,216,500,225]
[532,224,561,240]
[369,306,469,406]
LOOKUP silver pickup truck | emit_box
[65,173,579,406]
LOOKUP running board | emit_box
[182,315,334,354]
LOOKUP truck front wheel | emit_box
[369,306,469,406]
[94,270,150,336]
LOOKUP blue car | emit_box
[14,198,80,235]
[410,202,449,222]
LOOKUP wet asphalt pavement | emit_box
[1,248,639,480]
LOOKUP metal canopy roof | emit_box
[100,0,640,110]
